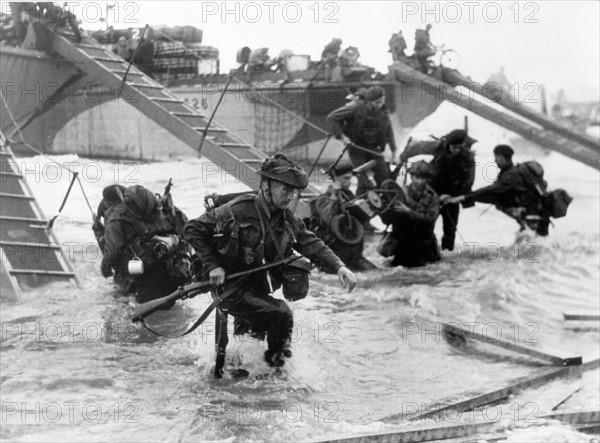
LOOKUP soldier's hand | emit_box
[337,266,357,293]
[394,202,410,212]
[209,267,226,286]
[101,264,113,278]
[446,196,465,204]
[439,194,452,205]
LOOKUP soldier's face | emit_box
[494,154,511,169]
[411,175,428,190]
[269,181,299,209]
[337,173,353,190]
[449,144,462,156]
[370,97,385,109]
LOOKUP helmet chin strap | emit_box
[260,179,274,206]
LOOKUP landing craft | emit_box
[1,11,596,170]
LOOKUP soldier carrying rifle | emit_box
[184,154,357,369]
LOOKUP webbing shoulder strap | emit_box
[254,200,285,261]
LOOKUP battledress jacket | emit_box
[398,183,439,233]
[465,163,541,209]
[400,140,475,196]
[184,193,345,289]
[327,102,398,153]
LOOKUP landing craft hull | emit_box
[1,46,442,163]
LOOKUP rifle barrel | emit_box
[130,255,301,322]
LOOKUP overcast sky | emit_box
[65,1,599,102]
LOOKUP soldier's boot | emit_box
[441,236,455,251]
[264,341,292,367]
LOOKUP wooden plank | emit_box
[0,193,34,200]
[0,249,20,300]
[395,359,600,423]
[0,171,22,178]
[550,386,583,411]
[130,83,163,90]
[312,421,497,443]
[10,269,76,277]
[152,97,185,103]
[0,216,48,224]
[0,241,59,249]
[540,410,600,424]
[442,322,580,366]
[563,313,600,321]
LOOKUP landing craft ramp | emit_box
[0,133,80,300]
[46,30,321,196]
[390,64,599,170]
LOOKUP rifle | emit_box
[131,255,301,322]
[164,178,173,197]
[392,137,412,182]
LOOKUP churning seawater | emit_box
[1,119,599,441]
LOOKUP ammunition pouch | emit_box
[280,257,312,301]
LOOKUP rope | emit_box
[0,90,96,222]
[120,24,149,96]
[47,171,78,229]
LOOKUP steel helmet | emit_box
[258,154,309,189]
[123,185,157,218]
[102,184,126,204]
[407,160,433,177]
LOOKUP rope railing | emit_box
[0,90,96,225]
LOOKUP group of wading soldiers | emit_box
[95,87,569,370]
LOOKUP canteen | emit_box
[128,257,144,275]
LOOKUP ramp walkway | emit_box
[0,133,80,300]
[49,33,321,196]
[391,64,599,170]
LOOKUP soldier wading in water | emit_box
[184,154,357,368]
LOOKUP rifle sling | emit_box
[139,278,246,338]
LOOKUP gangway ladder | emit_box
[0,134,81,300]
[49,33,321,198]
[391,63,600,170]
